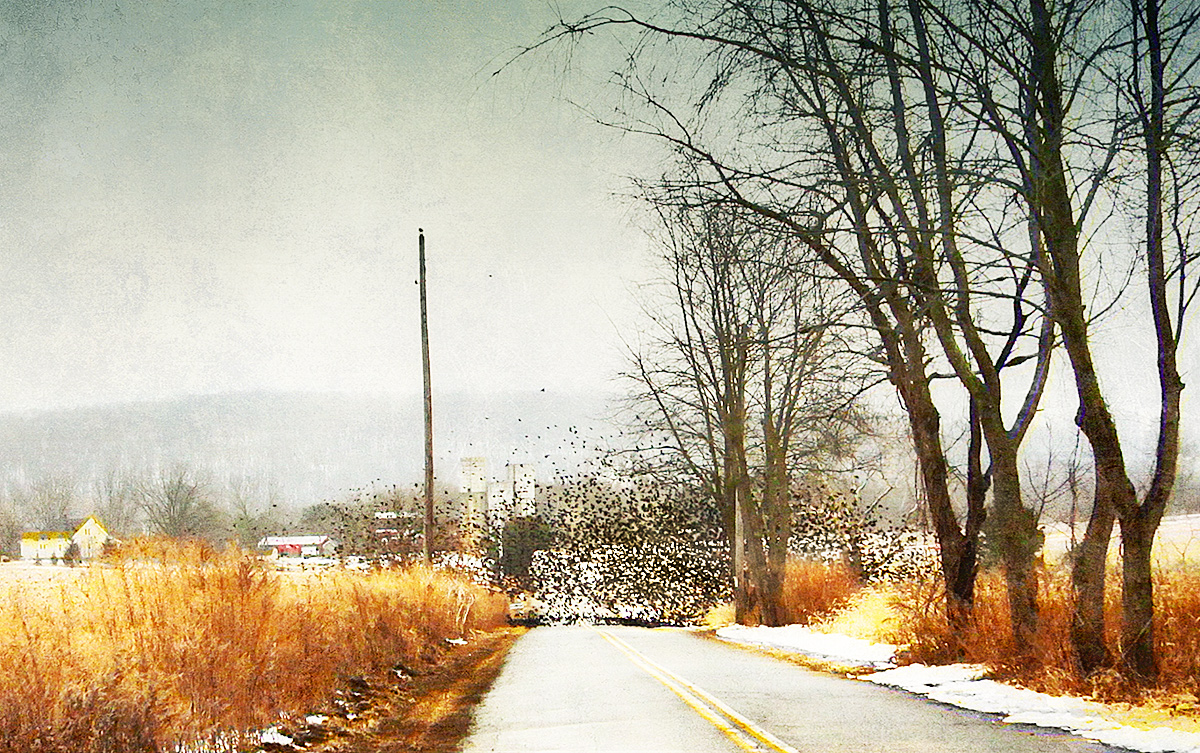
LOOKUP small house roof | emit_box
[21,531,71,540]
[71,516,108,533]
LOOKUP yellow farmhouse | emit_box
[20,516,115,562]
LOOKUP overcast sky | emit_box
[0,0,660,412]
[0,0,1195,476]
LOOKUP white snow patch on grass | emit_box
[718,624,1200,753]
[716,623,898,668]
[258,726,293,746]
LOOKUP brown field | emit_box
[0,539,509,753]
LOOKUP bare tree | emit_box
[1110,0,1200,679]
[0,498,20,557]
[137,467,223,540]
[945,0,1199,679]
[225,474,283,549]
[626,201,874,624]
[92,469,142,537]
[21,474,79,532]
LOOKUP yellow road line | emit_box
[594,628,801,753]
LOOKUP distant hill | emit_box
[0,390,625,510]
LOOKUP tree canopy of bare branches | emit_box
[624,201,877,623]
[519,0,1199,676]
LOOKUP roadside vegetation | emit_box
[0,538,509,753]
[886,564,1200,705]
[725,553,1200,710]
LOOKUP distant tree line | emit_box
[0,467,287,556]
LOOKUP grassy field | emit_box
[0,539,509,753]
[1043,513,1200,566]
[0,560,90,583]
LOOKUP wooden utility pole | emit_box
[419,229,434,566]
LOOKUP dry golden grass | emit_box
[848,564,1200,705]
[700,601,736,629]
[704,553,1200,710]
[778,558,862,626]
[702,558,861,628]
[879,570,1086,680]
[814,584,902,643]
[0,538,509,753]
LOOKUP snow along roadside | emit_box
[716,624,1200,753]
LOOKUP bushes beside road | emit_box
[772,557,1200,704]
[887,566,1200,701]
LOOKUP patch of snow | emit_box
[716,624,898,668]
[446,637,468,645]
[871,662,1200,752]
[258,727,293,746]
[866,662,988,690]
[305,714,328,725]
[719,626,1200,753]
[1091,726,1200,753]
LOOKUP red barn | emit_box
[258,535,336,558]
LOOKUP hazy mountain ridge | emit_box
[0,390,623,509]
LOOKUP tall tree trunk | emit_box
[957,400,989,634]
[1119,0,1182,681]
[1121,513,1160,679]
[726,413,755,624]
[759,419,791,626]
[898,0,1043,648]
[1026,0,1140,675]
[899,369,974,631]
[724,335,759,625]
[989,446,1041,649]
[741,489,770,625]
[1070,492,1116,674]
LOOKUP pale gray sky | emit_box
[0,0,1194,478]
[0,0,656,411]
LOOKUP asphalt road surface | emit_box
[462,625,1121,753]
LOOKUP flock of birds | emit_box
[297,412,935,625]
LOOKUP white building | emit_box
[72,516,111,559]
[459,458,540,530]
[461,456,489,529]
[20,516,116,562]
[20,531,72,561]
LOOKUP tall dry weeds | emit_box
[0,539,508,753]
[778,558,861,626]
[882,565,1200,701]
[882,570,1088,685]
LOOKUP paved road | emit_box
[462,625,1120,753]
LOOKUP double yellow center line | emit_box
[594,628,801,753]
